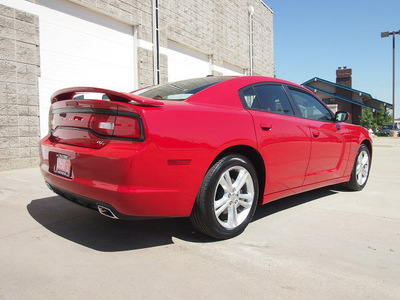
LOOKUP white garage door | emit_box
[38,0,136,137]
[220,61,245,76]
[166,40,210,82]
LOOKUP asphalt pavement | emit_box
[0,137,399,299]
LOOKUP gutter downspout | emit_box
[153,0,160,84]
[248,6,254,76]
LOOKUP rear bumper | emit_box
[45,182,149,220]
[40,138,206,217]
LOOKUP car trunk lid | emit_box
[48,87,160,149]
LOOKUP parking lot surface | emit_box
[0,137,399,299]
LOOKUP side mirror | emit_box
[335,111,350,122]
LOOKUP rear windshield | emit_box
[132,76,235,101]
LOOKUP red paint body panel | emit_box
[303,119,351,185]
[40,138,212,216]
[39,76,372,218]
[249,110,311,194]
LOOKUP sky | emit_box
[263,0,400,119]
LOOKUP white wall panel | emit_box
[165,40,210,82]
[221,61,245,76]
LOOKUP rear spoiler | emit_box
[51,87,164,106]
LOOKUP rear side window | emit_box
[254,85,294,115]
[242,88,260,109]
[288,88,333,121]
[242,84,294,116]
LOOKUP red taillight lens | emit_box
[114,115,141,139]
[89,115,116,136]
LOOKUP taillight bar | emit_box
[114,116,141,139]
[50,108,145,141]
[89,114,116,136]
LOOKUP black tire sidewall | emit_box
[200,155,259,239]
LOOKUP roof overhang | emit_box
[302,77,393,108]
[303,84,383,111]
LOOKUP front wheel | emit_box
[190,154,259,239]
[344,144,371,191]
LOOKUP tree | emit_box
[360,108,377,132]
[376,104,392,127]
[359,104,393,133]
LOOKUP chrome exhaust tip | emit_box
[97,205,118,219]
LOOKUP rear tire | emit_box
[190,154,259,239]
[344,144,371,191]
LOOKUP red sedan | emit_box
[40,76,372,239]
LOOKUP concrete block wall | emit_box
[161,0,273,77]
[253,0,274,76]
[0,4,40,170]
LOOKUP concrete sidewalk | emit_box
[0,137,399,299]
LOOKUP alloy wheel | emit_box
[356,149,369,186]
[213,166,255,229]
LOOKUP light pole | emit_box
[381,30,400,136]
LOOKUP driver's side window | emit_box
[288,88,333,121]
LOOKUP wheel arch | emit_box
[361,138,372,156]
[209,145,266,203]
[359,138,373,167]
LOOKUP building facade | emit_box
[303,67,392,125]
[0,0,274,170]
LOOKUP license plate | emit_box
[54,154,72,177]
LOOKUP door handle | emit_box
[260,123,272,131]
[312,130,320,137]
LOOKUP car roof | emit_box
[184,76,306,107]
[218,76,303,88]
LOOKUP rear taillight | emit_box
[90,115,141,139]
[114,116,141,139]
[89,115,116,136]
[50,109,143,141]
